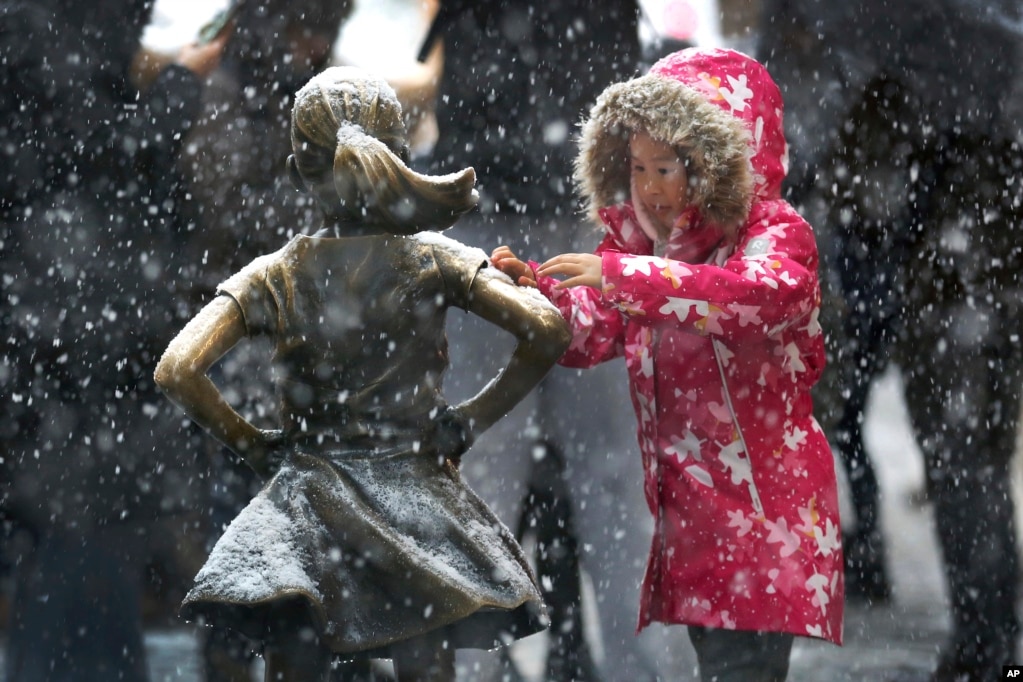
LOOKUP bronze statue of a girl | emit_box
[155,66,570,681]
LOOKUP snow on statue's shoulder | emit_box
[413,232,561,315]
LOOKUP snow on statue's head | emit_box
[291,66,409,166]
[287,66,478,234]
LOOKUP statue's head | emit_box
[287,67,477,233]
[291,65,407,159]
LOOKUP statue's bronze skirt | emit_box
[181,441,546,655]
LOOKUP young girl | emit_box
[493,47,844,681]
[155,66,571,682]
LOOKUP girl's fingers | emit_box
[539,253,600,289]
[518,275,538,288]
[490,246,538,287]
[553,275,587,289]
[538,253,587,273]
[537,262,582,278]
[540,253,581,267]
[492,253,522,273]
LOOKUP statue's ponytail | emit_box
[332,123,477,233]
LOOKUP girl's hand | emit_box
[536,253,602,289]
[491,245,537,287]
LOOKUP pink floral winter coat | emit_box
[534,48,844,644]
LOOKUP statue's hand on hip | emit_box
[432,406,474,465]
[247,428,287,480]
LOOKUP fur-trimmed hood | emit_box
[575,47,789,232]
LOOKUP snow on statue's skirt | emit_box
[181,443,547,656]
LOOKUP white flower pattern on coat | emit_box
[727,508,754,537]
[621,255,666,277]
[717,438,752,486]
[726,303,764,327]
[666,430,706,463]
[764,516,801,557]
[720,73,754,112]
[806,572,832,614]
[660,296,710,322]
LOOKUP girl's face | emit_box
[630,130,689,238]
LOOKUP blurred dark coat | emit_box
[759,0,1023,193]
[0,0,205,529]
[426,0,642,214]
[0,1,208,679]
[758,0,1023,426]
[176,0,352,305]
[757,2,1023,675]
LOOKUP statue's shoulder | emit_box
[217,238,300,296]
[411,231,488,269]
[407,231,489,303]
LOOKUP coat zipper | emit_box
[712,338,765,518]
[652,326,669,587]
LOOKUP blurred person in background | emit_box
[759,2,1023,679]
[418,3,667,681]
[0,0,224,679]
[178,0,353,302]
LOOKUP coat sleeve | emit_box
[601,200,821,342]
[534,234,628,369]
[134,64,204,184]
